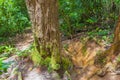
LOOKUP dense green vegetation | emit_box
[0,0,30,38]
[0,0,120,39]
[59,0,120,36]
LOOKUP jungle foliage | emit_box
[59,0,120,36]
[0,0,30,37]
[0,0,120,38]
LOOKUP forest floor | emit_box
[1,29,120,80]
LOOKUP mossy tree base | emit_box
[25,0,72,72]
[94,15,120,72]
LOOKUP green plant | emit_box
[116,55,120,63]
[61,57,73,70]
[59,0,120,37]
[0,57,11,74]
[0,45,17,58]
[87,28,111,39]
[0,0,31,37]
[59,0,105,36]
[94,51,107,67]
[16,47,32,57]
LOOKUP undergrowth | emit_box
[0,57,11,75]
[0,44,32,75]
[31,46,73,72]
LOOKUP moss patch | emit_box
[94,51,107,67]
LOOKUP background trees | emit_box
[59,0,120,37]
[0,0,120,39]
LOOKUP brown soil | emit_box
[1,30,120,80]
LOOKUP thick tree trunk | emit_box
[102,15,120,63]
[94,15,120,68]
[25,0,61,70]
[108,15,120,56]
[114,15,120,43]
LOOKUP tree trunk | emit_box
[114,15,120,44]
[25,0,61,70]
[94,15,120,68]
[102,15,120,63]
[108,15,120,56]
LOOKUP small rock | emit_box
[0,73,9,79]
[3,55,18,63]
[51,71,60,80]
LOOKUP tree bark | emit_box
[114,15,120,43]
[25,0,61,69]
[102,15,120,63]
[108,15,120,56]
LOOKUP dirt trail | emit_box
[1,31,120,80]
[14,32,33,50]
[91,73,120,80]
